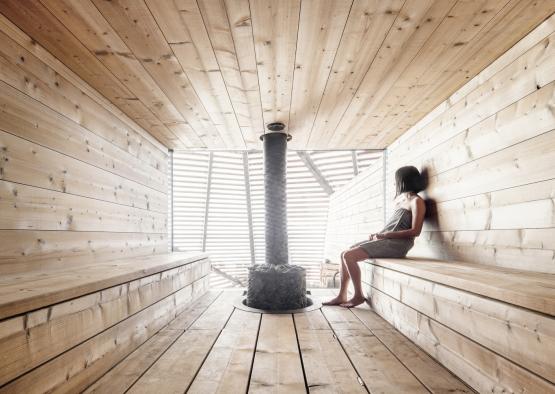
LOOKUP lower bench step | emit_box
[362,260,555,392]
[0,257,210,392]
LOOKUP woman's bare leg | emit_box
[341,247,369,308]
[322,252,350,305]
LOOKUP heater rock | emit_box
[247,264,308,310]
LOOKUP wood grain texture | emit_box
[295,309,366,393]
[125,291,238,393]
[0,0,185,149]
[248,313,306,393]
[91,0,229,148]
[0,25,169,167]
[0,278,209,394]
[39,0,201,149]
[287,0,351,148]
[364,258,555,315]
[72,290,474,393]
[2,0,552,149]
[0,80,167,192]
[83,291,222,394]
[0,14,171,280]
[250,0,300,130]
[384,13,555,272]
[0,258,208,386]
[0,252,209,320]
[364,280,555,393]
[367,264,555,383]
[0,230,167,274]
[0,130,166,213]
[187,309,260,393]
[321,305,428,393]
[351,305,472,393]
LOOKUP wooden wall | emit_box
[0,14,169,274]
[323,159,384,262]
[324,14,555,274]
[387,13,555,273]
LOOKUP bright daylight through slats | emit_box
[171,150,381,287]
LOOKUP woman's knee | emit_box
[344,249,366,265]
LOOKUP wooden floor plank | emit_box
[249,314,306,393]
[351,306,472,394]
[83,329,181,394]
[125,290,238,394]
[166,290,222,330]
[295,310,366,393]
[321,305,428,394]
[187,309,260,393]
[187,289,241,330]
[83,291,222,393]
[126,329,220,394]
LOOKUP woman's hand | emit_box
[375,233,388,240]
[368,233,377,241]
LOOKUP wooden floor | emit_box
[83,289,472,393]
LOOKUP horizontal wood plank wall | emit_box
[324,14,555,273]
[323,158,384,263]
[0,18,169,274]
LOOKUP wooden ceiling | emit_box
[1,0,553,150]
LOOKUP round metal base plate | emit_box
[234,291,322,314]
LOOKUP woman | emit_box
[323,166,426,308]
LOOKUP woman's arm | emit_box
[377,197,426,239]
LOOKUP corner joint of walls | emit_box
[383,149,388,225]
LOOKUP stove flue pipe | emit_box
[260,126,291,266]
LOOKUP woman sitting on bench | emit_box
[324,166,427,308]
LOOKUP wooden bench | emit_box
[361,258,555,392]
[0,252,211,392]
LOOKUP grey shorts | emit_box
[350,238,414,258]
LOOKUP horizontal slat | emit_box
[0,130,167,212]
[1,276,210,393]
[0,259,209,386]
[364,259,555,316]
[0,80,167,193]
[0,27,168,173]
[0,230,167,274]
[0,180,167,233]
[367,285,554,393]
[0,252,208,319]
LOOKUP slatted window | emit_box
[171,150,381,288]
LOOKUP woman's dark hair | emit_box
[395,166,426,196]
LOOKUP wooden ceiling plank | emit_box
[0,14,169,156]
[197,0,264,148]
[364,0,512,144]
[91,0,233,149]
[0,0,187,150]
[341,0,510,148]
[287,0,352,149]
[250,0,301,129]
[328,0,455,149]
[39,0,204,149]
[372,0,555,147]
[307,0,405,149]
[146,0,246,150]
[224,0,265,147]
[365,0,513,147]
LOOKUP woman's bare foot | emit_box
[322,295,347,306]
[340,295,366,308]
